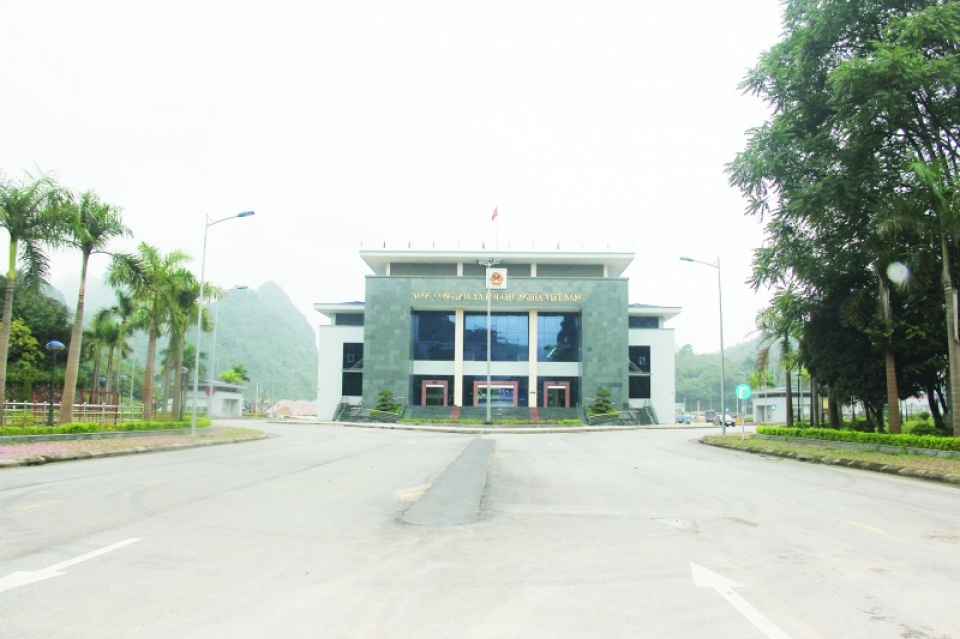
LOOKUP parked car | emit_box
[713,413,735,426]
[677,414,692,424]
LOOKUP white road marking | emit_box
[0,538,141,594]
[691,562,792,639]
[15,500,59,511]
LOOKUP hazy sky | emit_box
[1,1,783,353]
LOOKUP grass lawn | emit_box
[702,434,960,476]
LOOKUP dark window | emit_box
[629,316,659,329]
[538,313,581,362]
[335,314,364,326]
[629,346,650,373]
[411,311,456,361]
[341,372,362,396]
[342,343,364,369]
[629,376,651,399]
[464,313,529,361]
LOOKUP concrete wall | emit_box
[317,324,364,420]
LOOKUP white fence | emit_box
[3,402,145,425]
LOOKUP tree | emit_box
[0,172,66,422]
[58,191,131,423]
[729,0,960,433]
[108,243,192,420]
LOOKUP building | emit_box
[314,248,680,422]
[182,380,246,417]
[752,386,813,424]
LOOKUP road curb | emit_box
[700,438,960,487]
[0,433,271,469]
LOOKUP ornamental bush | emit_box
[755,427,960,451]
[374,389,401,413]
[588,388,616,416]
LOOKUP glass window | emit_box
[411,312,456,361]
[538,313,581,362]
[341,372,362,396]
[629,316,659,329]
[629,346,650,373]
[629,376,651,399]
[463,313,529,361]
[342,343,364,369]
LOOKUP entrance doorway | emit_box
[542,381,571,408]
[420,380,448,406]
[473,381,519,407]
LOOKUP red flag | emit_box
[491,206,498,221]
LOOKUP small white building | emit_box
[752,386,813,424]
[183,381,246,417]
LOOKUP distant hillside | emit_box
[675,336,789,413]
[210,281,318,402]
[66,279,318,403]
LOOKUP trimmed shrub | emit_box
[588,388,616,416]
[755,426,960,451]
[0,418,212,438]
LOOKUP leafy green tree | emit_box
[0,172,67,422]
[58,191,131,423]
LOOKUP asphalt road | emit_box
[1,421,958,638]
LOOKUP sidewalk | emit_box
[269,418,733,434]
[0,426,268,469]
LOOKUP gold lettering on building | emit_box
[411,291,581,303]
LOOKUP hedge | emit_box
[0,418,212,437]
[398,418,583,425]
[755,426,960,452]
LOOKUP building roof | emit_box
[358,248,636,277]
[628,303,681,320]
[314,302,366,317]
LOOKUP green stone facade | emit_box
[362,275,629,408]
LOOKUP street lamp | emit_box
[680,256,727,436]
[119,374,127,422]
[181,366,189,422]
[191,211,255,436]
[45,340,65,426]
[477,258,501,424]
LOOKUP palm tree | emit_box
[108,243,192,421]
[58,191,131,424]
[756,287,804,427]
[0,172,67,423]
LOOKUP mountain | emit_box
[210,281,318,402]
[66,279,318,403]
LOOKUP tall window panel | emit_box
[411,311,456,361]
[463,313,529,361]
[538,313,581,362]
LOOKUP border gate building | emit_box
[314,248,680,423]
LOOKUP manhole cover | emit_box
[654,518,699,533]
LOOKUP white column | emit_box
[385,262,391,276]
[531,263,537,277]
[528,310,538,407]
[457,262,464,276]
[454,308,464,406]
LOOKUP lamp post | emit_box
[119,374,127,423]
[477,258,501,424]
[680,256,727,436]
[191,211,255,436]
[181,366,189,422]
[45,340,65,426]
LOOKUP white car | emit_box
[714,413,735,427]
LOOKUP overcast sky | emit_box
[1,1,783,354]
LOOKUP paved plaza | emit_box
[1,421,958,638]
